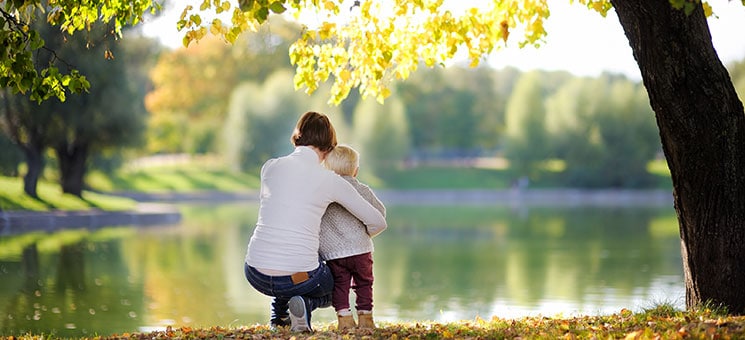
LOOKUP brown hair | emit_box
[291,111,337,153]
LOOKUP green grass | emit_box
[374,166,516,189]
[0,176,136,211]
[87,166,260,192]
[1,158,673,212]
[375,159,672,190]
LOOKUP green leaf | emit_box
[269,1,286,14]
[255,7,269,22]
[239,0,254,11]
[683,3,695,15]
[190,14,202,26]
[28,31,44,50]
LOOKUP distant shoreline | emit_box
[109,188,674,206]
[0,203,181,236]
[376,188,673,206]
[0,188,674,236]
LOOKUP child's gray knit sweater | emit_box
[319,176,387,261]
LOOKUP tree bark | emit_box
[21,143,45,198]
[55,140,89,197]
[2,88,48,199]
[611,0,745,313]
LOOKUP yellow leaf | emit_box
[624,330,641,340]
[702,2,713,17]
[319,22,336,40]
[339,69,351,82]
[210,19,223,35]
[179,5,193,21]
[323,0,337,11]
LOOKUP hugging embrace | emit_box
[243,111,388,332]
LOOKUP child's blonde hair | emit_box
[324,144,359,176]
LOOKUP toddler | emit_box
[319,145,387,331]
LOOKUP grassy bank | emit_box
[86,166,260,192]
[375,159,672,190]
[0,176,136,211]
[87,158,673,191]
[1,158,672,211]
[9,305,745,339]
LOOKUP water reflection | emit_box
[0,237,147,336]
[0,202,683,336]
[377,206,683,321]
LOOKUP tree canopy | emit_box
[2,0,718,105]
[1,0,160,102]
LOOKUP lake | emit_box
[0,200,684,337]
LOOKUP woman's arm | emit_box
[329,176,387,233]
[356,184,387,237]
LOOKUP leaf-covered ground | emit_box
[9,307,745,340]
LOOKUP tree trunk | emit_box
[2,88,44,198]
[21,143,45,198]
[611,0,745,313]
[55,141,89,197]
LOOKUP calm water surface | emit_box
[0,201,684,337]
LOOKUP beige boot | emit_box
[357,311,376,329]
[337,314,356,331]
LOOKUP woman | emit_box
[244,111,387,332]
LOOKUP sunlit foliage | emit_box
[2,0,720,105]
[1,0,159,102]
[180,0,550,105]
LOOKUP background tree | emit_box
[88,34,163,175]
[145,17,299,154]
[544,76,600,178]
[352,94,411,177]
[545,74,659,187]
[223,82,262,172]
[35,23,150,196]
[146,36,236,154]
[221,70,345,171]
[398,66,506,161]
[0,132,23,177]
[0,89,50,196]
[594,76,659,187]
[446,66,513,154]
[502,71,550,179]
[397,69,448,160]
[222,71,302,171]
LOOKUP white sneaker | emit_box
[288,296,312,332]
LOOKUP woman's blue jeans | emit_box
[244,262,334,325]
